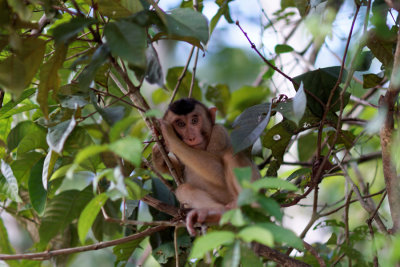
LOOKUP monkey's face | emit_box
[165,105,212,150]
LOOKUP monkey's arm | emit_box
[152,143,183,177]
[159,120,226,188]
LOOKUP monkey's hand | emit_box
[186,208,223,236]
[158,119,180,150]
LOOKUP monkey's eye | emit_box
[191,116,199,125]
[176,120,185,128]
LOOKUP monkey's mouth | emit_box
[189,142,205,149]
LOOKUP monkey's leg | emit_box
[175,183,225,209]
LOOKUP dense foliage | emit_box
[1,0,400,266]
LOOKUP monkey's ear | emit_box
[209,107,217,124]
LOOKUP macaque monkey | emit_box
[152,98,260,235]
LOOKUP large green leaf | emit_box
[0,38,46,97]
[0,160,22,202]
[28,158,47,215]
[39,188,93,245]
[231,103,271,153]
[11,152,43,185]
[78,193,109,244]
[237,225,274,247]
[293,67,349,117]
[228,86,269,120]
[37,44,68,118]
[104,20,146,68]
[258,223,304,250]
[46,117,77,154]
[109,137,143,167]
[154,8,209,47]
[7,121,47,152]
[189,231,235,259]
[52,17,97,44]
[96,0,143,19]
[0,88,36,119]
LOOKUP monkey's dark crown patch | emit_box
[169,98,199,115]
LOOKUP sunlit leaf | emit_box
[109,137,142,166]
[220,208,247,227]
[222,241,241,267]
[0,88,36,119]
[78,193,108,244]
[97,0,143,19]
[189,231,235,259]
[237,225,273,246]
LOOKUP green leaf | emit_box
[114,238,144,265]
[155,8,209,47]
[144,109,163,119]
[220,208,247,227]
[0,160,22,202]
[28,158,47,215]
[78,45,110,91]
[52,17,97,44]
[252,178,298,191]
[0,88,36,119]
[0,218,19,267]
[231,103,271,153]
[97,0,143,19]
[229,86,269,113]
[240,244,263,267]
[74,145,109,166]
[11,152,43,185]
[353,51,373,71]
[39,188,93,245]
[109,116,138,142]
[37,44,68,118]
[46,117,77,154]
[222,241,241,267]
[237,225,274,246]
[78,193,109,244]
[165,67,202,100]
[363,73,384,88]
[0,38,46,97]
[293,67,349,117]
[109,137,143,166]
[256,197,283,221]
[205,84,231,117]
[210,1,230,35]
[366,29,395,70]
[104,20,146,68]
[275,44,294,54]
[90,90,125,126]
[233,167,253,186]
[189,231,235,259]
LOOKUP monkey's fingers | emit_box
[186,210,199,236]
